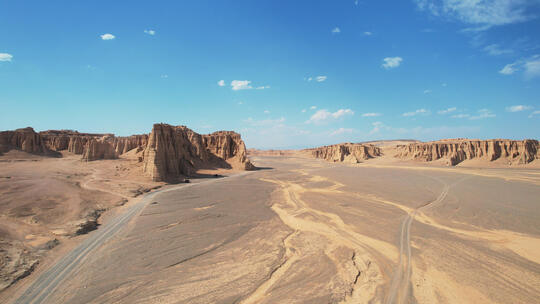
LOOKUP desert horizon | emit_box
[1,1,539,303]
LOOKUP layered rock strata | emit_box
[0,127,59,156]
[395,139,539,165]
[142,124,254,181]
[304,143,382,163]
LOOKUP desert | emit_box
[2,1,540,303]
[0,124,539,303]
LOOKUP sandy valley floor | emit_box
[3,155,539,303]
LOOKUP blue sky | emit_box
[1,0,539,149]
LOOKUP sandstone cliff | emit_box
[143,124,254,181]
[81,136,118,161]
[0,127,59,156]
[304,143,382,163]
[112,135,149,155]
[395,139,539,165]
[203,131,255,170]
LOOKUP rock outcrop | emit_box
[81,136,118,161]
[395,139,539,165]
[143,124,254,181]
[112,135,149,155]
[0,127,59,156]
[203,131,255,170]
[304,143,382,163]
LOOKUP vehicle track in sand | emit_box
[12,172,252,304]
[385,178,457,304]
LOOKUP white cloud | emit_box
[506,105,532,112]
[499,63,518,75]
[160,74,168,79]
[144,29,156,35]
[499,55,540,78]
[438,107,457,114]
[361,112,381,117]
[301,109,307,113]
[332,27,341,33]
[231,80,252,91]
[451,113,471,119]
[330,128,354,136]
[100,33,115,40]
[307,109,354,124]
[316,75,327,82]
[0,53,13,62]
[382,57,403,69]
[363,31,373,36]
[528,110,540,118]
[370,121,390,134]
[310,106,317,110]
[256,85,271,90]
[423,89,432,94]
[264,110,270,114]
[469,108,496,120]
[414,0,536,30]
[217,80,226,87]
[402,108,429,117]
[483,44,513,55]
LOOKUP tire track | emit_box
[12,172,252,304]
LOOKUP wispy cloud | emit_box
[370,121,390,134]
[244,117,286,127]
[307,109,354,124]
[310,106,317,110]
[256,85,271,90]
[423,89,432,94]
[382,57,403,69]
[332,27,341,34]
[499,55,540,78]
[231,80,252,90]
[451,113,470,119]
[264,110,270,114]
[529,110,540,118]
[506,105,533,112]
[414,0,537,31]
[361,112,381,117]
[144,29,156,36]
[330,128,354,136]
[0,53,13,62]
[469,108,496,120]
[217,80,226,87]
[483,44,513,56]
[402,108,429,117]
[160,74,168,79]
[100,33,115,40]
[363,31,373,36]
[316,76,327,82]
[438,107,457,114]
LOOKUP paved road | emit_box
[13,173,250,304]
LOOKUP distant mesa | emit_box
[303,143,381,163]
[0,124,254,182]
[395,139,539,166]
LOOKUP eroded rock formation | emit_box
[143,124,254,181]
[81,136,118,161]
[395,139,539,165]
[0,127,59,156]
[304,143,382,163]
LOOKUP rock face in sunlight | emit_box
[81,136,118,161]
[395,139,539,165]
[203,131,255,170]
[0,127,59,156]
[112,135,149,155]
[304,143,382,163]
[143,124,254,181]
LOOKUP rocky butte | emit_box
[142,124,254,182]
